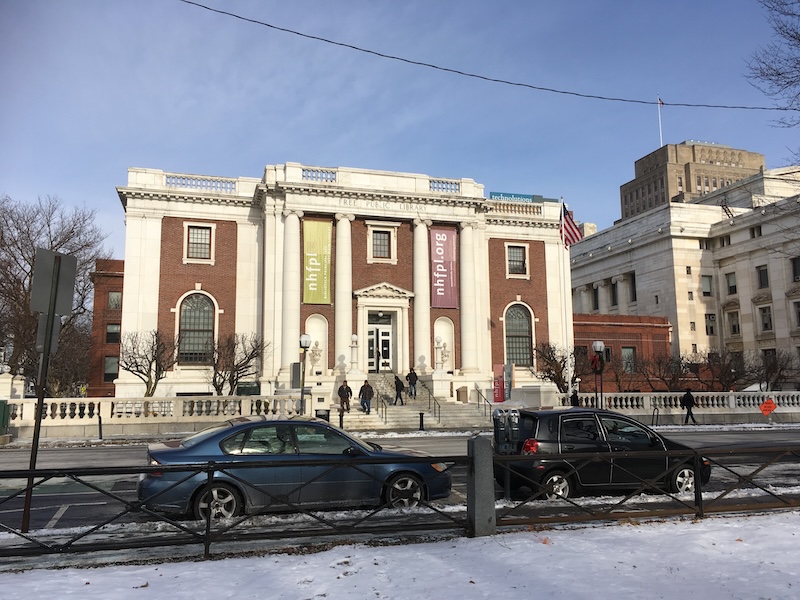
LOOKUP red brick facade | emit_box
[157,217,238,341]
[87,259,124,397]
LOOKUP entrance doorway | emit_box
[367,312,392,373]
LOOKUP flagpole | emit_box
[559,197,573,397]
[657,95,663,147]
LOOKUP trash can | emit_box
[456,386,468,404]
[314,408,331,422]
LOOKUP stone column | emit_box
[612,275,628,315]
[413,218,432,372]
[334,214,354,374]
[459,222,478,373]
[280,210,302,370]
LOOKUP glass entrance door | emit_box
[367,312,393,373]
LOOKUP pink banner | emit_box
[430,228,458,308]
[493,364,505,403]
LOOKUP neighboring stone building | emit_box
[87,259,124,397]
[571,166,800,385]
[619,141,765,221]
[110,164,574,403]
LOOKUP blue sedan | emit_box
[138,415,452,519]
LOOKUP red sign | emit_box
[760,398,777,416]
[493,364,505,402]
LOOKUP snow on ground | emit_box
[1,511,799,599]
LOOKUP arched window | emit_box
[505,304,533,366]
[179,294,214,364]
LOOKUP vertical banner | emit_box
[430,228,458,308]
[303,221,332,304]
[493,364,505,402]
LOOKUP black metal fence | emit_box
[1,442,800,567]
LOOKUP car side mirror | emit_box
[344,446,364,456]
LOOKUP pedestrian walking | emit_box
[358,380,374,414]
[337,380,353,413]
[393,375,405,405]
[681,388,698,424]
[405,368,418,399]
[570,390,580,407]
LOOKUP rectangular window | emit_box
[621,347,636,373]
[719,235,731,247]
[726,272,737,295]
[690,321,696,331]
[792,257,800,282]
[686,266,692,275]
[757,265,769,289]
[610,281,618,306]
[108,291,122,310]
[366,221,399,264]
[372,230,390,258]
[677,176,683,192]
[187,226,211,259]
[592,287,599,311]
[688,291,694,301]
[655,294,659,305]
[705,313,716,336]
[183,222,216,265]
[702,275,713,297]
[506,245,527,276]
[795,301,800,328]
[728,311,740,335]
[103,356,119,383]
[750,225,762,239]
[105,324,121,344]
[759,306,773,332]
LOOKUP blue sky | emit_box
[1,0,796,258]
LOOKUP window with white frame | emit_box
[504,304,533,366]
[728,311,740,335]
[621,347,636,373]
[183,222,216,265]
[104,356,119,383]
[702,276,713,297]
[757,265,769,289]
[705,313,716,336]
[505,244,528,277]
[792,257,800,283]
[759,305,773,332]
[726,272,737,295]
[178,293,214,364]
[366,221,399,265]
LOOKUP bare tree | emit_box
[694,348,746,392]
[637,353,688,392]
[209,333,265,395]
[531,343,591,393]
[119,331,178,397]
[0,195,109,396]
[742,349,799,391]
[748,0,800,160]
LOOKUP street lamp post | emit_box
[592,340,605,408]
[299,334,311,414]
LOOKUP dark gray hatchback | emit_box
[492,407,711,499]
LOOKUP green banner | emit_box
[303,221,332,304]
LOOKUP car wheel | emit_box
[385,473,424,508]
[542,472,571,500]
[672,466,696,494]
[194,482,242,520]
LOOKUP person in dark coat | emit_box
[570,390,580,407]
[393,376,405,405]
[337,380,353,413]
[358,380,374,414]
[681,389,698,424]
[405,368,418,399]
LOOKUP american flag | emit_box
[560,204,583,247]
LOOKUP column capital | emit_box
[460,221,476,231]
[282,209,303,218]
[413,218,432,227]
[335,213,355,222]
